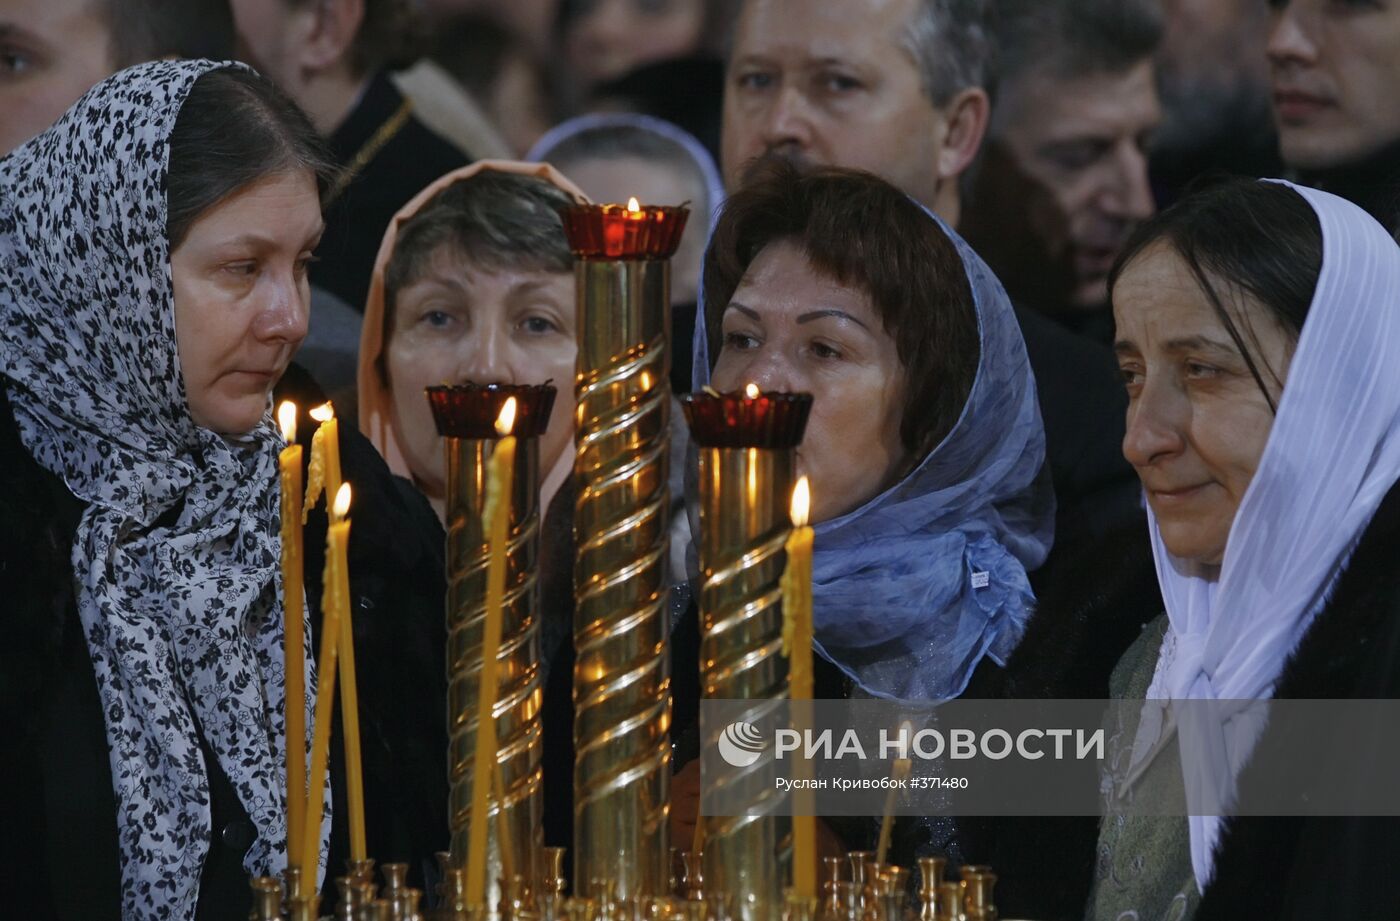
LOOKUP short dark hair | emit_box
[100,0,236,67]
[351,0,422,75]
[1109,178,1322,412]
[703,160,979,461]
[167,67,336,249]
[383,171,576,333]
[994,0,1163,86]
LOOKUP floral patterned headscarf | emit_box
[0,61,313,917]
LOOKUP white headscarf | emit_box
[1142,181,1400,889]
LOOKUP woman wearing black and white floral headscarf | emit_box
[0,61,332,919]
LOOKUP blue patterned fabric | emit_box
[693,205,1054,700]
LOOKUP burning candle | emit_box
[783,476,817,898]
[303,403,342,522]
[278,401,307,866]
[465,398,518,905]
[560,198,689,260]
[783,477,815,697]
[337,488,367,863]
[302,483,353,887]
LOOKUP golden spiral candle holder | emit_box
[562,201,689,898]
[681,390,813,921]
[430,383,558,916]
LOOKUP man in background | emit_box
[720,0,991,227]
[230,0,468,312]
[1,0,234,155]
[718,0,1141,557]
[1151,0,1281,207]
[1268,0,1400,232]
[962,0,1163,344]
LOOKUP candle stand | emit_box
[431,383,558,919]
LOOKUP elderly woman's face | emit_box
[386,246,577,502]
[171,171,321,435]
[712,239,908,523]
[1113,242,1296,566]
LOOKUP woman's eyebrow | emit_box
[724,302,761,321]
[796,308,870,331]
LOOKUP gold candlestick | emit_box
[431,384,557,918]
[562,200,689,898]
[681,388,813,921]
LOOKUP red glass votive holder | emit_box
[561,202,690,260]
[426,382,557,439]
[680,389,814,449]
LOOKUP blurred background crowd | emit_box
[9,0,1396,556]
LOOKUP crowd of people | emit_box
[3,1,1400,919]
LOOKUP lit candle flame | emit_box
[496,397,518,437]
[278,401,298,442]
[745,383,760,399]
[627,197,641,213]
[791,476,811,528]
[309,402,335,423]
[332,482,352,518]
[640,371,652,392]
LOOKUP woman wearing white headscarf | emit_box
[1072,178,1400,920]
[960,177,1400,921]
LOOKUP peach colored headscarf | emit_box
[357,160,589,479]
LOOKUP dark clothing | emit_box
[592,57,725,164]
[967,478,1400,920]
[1150,120,1284,211]
[1014,305,1140,558]
[313,73,468,313]
[959,516,1160,921]
[0,371,449,918]
[1300,142,1400,237]
[1195,479,1400,920]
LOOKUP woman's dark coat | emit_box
[965,483,1400,920]
[0,371,449,919]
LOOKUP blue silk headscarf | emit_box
[692,205,1055,701]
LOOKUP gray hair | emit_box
[903,0,996,105]
[383,171,576,322]
[994,0,1164,87]
[727,0,995,105]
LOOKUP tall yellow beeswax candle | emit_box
[303,403,342,522]
[782,476,816,899]
[465,399,517,905]
[278,401,307,865]
[302,483,353,887]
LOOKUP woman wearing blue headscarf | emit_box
[669,160,1054,853]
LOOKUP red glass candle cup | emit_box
[561,202,690,260]
[680,389,813,449]
[426,382,557,439]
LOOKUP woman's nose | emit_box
[741,349,797,394]
[252,279,309,345]
[1122,376,1187,469]
[455,323,513,384]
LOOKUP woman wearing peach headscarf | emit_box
[358,160,589,519]
[357,159,589,849]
